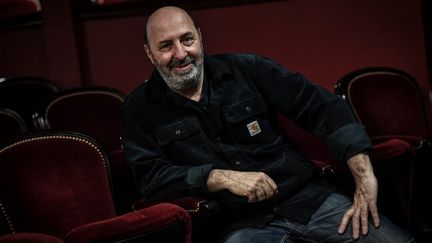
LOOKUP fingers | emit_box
[222,170,279,203]
[252,186,267,202]
[339,204,362,240]
[369,202,381,228]
[263,174,278,196]
[338,206,353,234]
[360,200,368,236]
[246,184,272,202]
[339,196,381,240]
[351,205,361,240]
[241,172,278,202]
[258,173,278,201]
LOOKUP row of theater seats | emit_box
[0,78,142,212]
[0,77,124,151]
[1,67,431,242]
[0,131,192,243]
[0,77,194,242]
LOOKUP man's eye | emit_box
[183,38,194,45]
[159,44,170,51]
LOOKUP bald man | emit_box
[121,6,415,243]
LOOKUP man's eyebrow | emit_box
[180,31,194,38]
[155,31,196,48]
[157,40,172,47]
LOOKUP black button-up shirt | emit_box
[121,54,371,230]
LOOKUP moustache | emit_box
[168,56,195,69]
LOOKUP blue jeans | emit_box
[223,193,415,243]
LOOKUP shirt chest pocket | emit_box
[222,96,271,142]
[223,95,266,123]
[155,116,201,145]
[154,116,215,164]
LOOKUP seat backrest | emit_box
[32,87,136,212]
[34,86,125,153]
[0,108,27,145]
[0,77,60,131]
[0,131,117,238]
[335,67,432,144]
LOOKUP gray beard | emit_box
[156,53,204,93]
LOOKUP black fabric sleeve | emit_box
[241,54,372,162]
[325,123,371,162]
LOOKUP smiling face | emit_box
[144,7,204,93]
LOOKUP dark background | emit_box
[0,0,430,96]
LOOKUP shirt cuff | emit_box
[186,164,215,195]
[325,123,372,163]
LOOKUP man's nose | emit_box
[173,41,187,60]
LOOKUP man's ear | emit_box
[144,44,155,65]
[197,27,203,43]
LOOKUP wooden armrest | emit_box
[133,196,221,217]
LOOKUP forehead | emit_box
[147,11,197,44]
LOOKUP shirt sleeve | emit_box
[325,123,371,162]
[243,54,372,162]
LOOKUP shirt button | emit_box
[175,129,181,135]
[234,160,241,166]
[245,106,251,112]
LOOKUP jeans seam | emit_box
[280,233,290,243]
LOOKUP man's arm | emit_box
[207,169,278,203]
[121,93,277,205]
[242,55,378,238]
[338,152,381,239]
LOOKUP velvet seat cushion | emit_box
[0,233,62,243]
[64,203,191,243]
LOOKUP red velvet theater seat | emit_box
[335,67,432,235]
[335,67,432,145]
[33,86,125,153]
[0,131,191,243]
[33,86,140,213]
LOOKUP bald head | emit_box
[142,6,204,97]
[144,6,197,46]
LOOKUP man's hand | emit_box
[338,153,381,239]
[207,169,278,202]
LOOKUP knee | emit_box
[222,230,252,243]
[362,217,415,243]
